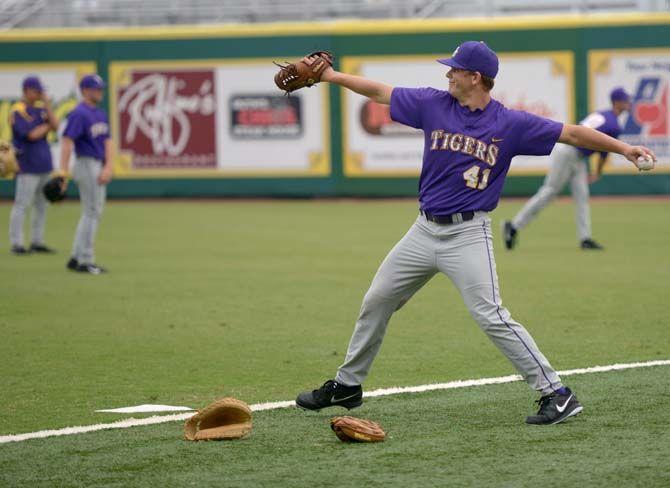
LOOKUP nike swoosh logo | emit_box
[492,137,504,142]
[331,393,359,404]
[556,394,573,413]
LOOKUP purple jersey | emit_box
[62,102,109,161]
[10,101,53,174]
[576,109,621,159]
[390,87,563,215]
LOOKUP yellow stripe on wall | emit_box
[0,12,669,43]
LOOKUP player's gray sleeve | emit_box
[336,214,564,395]
[71,157,106,264]
[9,173,50,247]
[580,112,606,130]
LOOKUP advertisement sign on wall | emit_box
[109,60,330,177]
[0,62,96,176]
[589,49,670,172]
[116,69,218,170]
[341,52,574,176]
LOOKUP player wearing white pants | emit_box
[9,173,51,251]
[59,74,113,274]
[511,144,592,243]
[504,87,631,251]
[8,75,59,255]
[70,157,106,266]
[294,43,654,425]
[336,213,560,394]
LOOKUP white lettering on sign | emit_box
[118,74,216,156]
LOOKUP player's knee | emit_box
[82,207,102,220]
[361,290,388,310]
[464,298,502,328]
[12,202,28,212]
[538,186,558,200]
[360,286,403,315]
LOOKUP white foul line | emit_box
[1,359,668,445]
[96,405,194,414]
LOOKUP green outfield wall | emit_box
[1,14,669,198]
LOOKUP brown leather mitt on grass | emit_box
[330,416,386,443]
[184,398,252,441]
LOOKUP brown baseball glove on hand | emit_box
[184,398,252,441]
[330,416,386,443]
[0,141,19,178]
[274,51,334,94]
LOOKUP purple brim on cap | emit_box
[437,58,467,70]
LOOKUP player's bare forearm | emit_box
[99,138,113,185]
[46,109,59,131]
[104,138,114,171]
[59,137,74,174]
[559,124,656,164]
[322,68,393,105]
[559,125,626,153]
[27,123,51,141]
[45,101,59,130]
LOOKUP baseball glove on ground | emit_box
[184,397,252,441]
[274,51,334,94]
[330,416,386,443]
[0,141,19,178]
[43,175,67,203]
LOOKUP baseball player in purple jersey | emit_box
[8,76,59,255]
[58,74,113,274]
[503,87,632,251]
[296,42,656,425]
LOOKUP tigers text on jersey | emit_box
[390,87,563,216]
[10,101,53,174]
[62,102,110,162]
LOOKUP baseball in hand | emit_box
[635,155,655,171]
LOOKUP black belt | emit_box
[420,210,476,225]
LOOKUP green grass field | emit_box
[1,197,669,487]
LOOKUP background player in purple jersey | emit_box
[295,42,656,425]
[8,76,59,255]
[58,74,113,274]
[503,87,632,251]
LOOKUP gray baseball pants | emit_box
[9,173,51,247]
[512,144,592,241]
[71,157,106,265]
[335,213,563,395]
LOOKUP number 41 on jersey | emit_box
[463,165,490,190]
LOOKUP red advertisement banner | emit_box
[117,69,217,169]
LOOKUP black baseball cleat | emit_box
[30,243,56,254]
[503,221,518,250]
[581,238,604,250]
[296,379,363,411]
[66,257,79,270]
[526,387,583,425]
[11,245,30,255]
[75,263,107,275]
